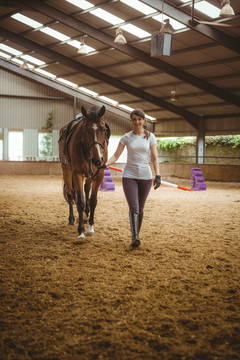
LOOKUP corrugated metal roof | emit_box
[0,0,239,132]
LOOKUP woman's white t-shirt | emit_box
[120,131,156,180]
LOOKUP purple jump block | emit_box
[104,170,111,176]
[191,167,206,191]
[100,182,115,192]
[192,183,207,191]
[100,167,115,192]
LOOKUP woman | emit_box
[104,108,161,247]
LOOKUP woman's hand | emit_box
[153,175,161,190]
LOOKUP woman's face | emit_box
[131,114,145,130]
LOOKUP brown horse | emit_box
[59,105,109,238]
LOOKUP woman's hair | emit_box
[130,108,150,139]
[130,108,145,120]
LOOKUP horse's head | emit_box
[81,105,107,168]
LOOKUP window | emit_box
[38,132,53,160]
[0,140,2,160]
[8,131,23,161]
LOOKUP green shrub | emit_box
[205,135,240,148]
[157,135,240,151]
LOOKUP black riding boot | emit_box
[139,213,143,233]
[129,212,140,247]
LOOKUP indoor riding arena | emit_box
[1,1,240,359]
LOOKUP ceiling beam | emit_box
[0,28,200,128]
[140,0,240,55]
[14,0,240,108]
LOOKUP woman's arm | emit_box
[150,143,160,176]
[105,142,125,167]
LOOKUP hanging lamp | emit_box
[170,89,179,102]
[151,0,174,57]
[77,36,89,55]
[114,27,127,44]
[220,0,235,17]
[20,61,29,70]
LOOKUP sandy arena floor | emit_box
[0,175,240,360]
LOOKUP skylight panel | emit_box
[34,68,56,79]
[11,58,24,65]
[68,40,95,53]
[40,27,70,41]
[118,104,134,112]
[11,13,43,28]
[78,87,98,97]
[145,114,156,121]
[194,1,220,19]
[98,96,118,106]
[57,78,78,87]
[120,0,157,15]
[65,0,93,10]
[0,51,11,60]
[0,44,22,56]
[21,55,45,66]
[153,14,187,30]
[90,9,124,25]
[121,24,151,38]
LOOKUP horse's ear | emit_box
[81,106,87,117]
[99,105,105,118]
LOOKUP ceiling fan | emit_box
[190,0,238,28]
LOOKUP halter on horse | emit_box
[59,105,109,238]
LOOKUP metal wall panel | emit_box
[206,117,240,135]
[0,69,134,134]
[0,97,74,129]
[154,119,197,137]
[52,130,59,158]
[155,117,240,137]
[0,69,68,98]
[23,129,38,157]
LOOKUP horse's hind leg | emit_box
[63,184,75,225]
[62,167,75,225]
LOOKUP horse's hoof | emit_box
[86,225,94,236]
[77,233,85,239]
[86,231,95,236]
[69,217,75,225]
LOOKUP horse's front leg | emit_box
[84,179,92,224]
[73,173,85,238]
[87,174,103,236]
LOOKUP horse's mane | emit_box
[87,106,100,115]
[85,106,104,123]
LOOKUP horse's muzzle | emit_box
[92,158,103,167]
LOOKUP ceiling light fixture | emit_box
[220,0,235,17]
[20,61,30,70]
[170,89,179,102]
[114,27,127,44]
[77,36,89,55]
[151,0,173,57]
